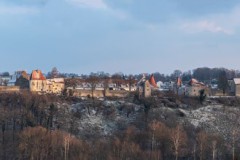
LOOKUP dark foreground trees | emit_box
[0,92,238,160]
[19,126,90,160]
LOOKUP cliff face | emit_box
[53,97,240,141]
[55,100,145,138]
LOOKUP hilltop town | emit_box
[1,67,240,159]
[1,67,240,99]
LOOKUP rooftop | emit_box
[30,70,46,81]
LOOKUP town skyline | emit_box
[1,66,240,76]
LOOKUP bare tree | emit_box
[209,134,222,160]
[86,75,99,99]
[19,126,90,160]
[64,78,80,89]
[112,73,124,90]
[171,70,182,81]
[127,75,136,92]
[49,67,59,78]
[218,70,228,95]
[193,143,196,160]
[149,120,170,160]
[150,120,157,158]
[212,140,217,160]
[231,129,238,160]
[102,77,109,97]
[170,125,187,160]
[64,134,70,160]
[196,131,208,160]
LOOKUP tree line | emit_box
[63,67,240,86]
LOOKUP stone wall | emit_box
[210,89,230,96]
[107,90,128,97]
[71,89,128,98]
[0,86,20,92]
[186,86,210,97]
[235,85,240,97]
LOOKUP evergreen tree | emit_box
[218,70,228,94]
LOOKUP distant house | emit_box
[228,80,235,95]
[7,76,16,86]
[138,80,151,98]
[119,84,137,91]
[160,81,175,91]
[0,71,25,92]
[137,74,158,98]
[9,71,29,89]
[233,78,240,97]
[173,77,182,95]
[29,70,64,94]
[185,78,209,97]
[0,76,11,86]
[157,81,163,88]
[29,70,47,93]
[107,83,117,90]
[46,78,65,94]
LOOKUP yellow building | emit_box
[46,78,65,94]
[29,70,64,94]
[29,70,47,93]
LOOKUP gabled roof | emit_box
[176,77,182,87]
[188,78,205,86]
[30,70,46,80]
[149,74,158,88]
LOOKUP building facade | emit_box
[29,70,46,92]
[233,78,240,97]
[46,78,65,94]
[137,74,158,98]
[29,70,64,94]
[185,78,208,97]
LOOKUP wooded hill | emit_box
[0,91,240,160]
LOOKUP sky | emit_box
[0,0,240,75]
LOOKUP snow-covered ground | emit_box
[55,100,145,138]
[181,105,240,139]
[55,100,240,140]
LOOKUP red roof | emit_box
[177,77,182,87]
[30,70,46,80]
[188,78,205,86]
[149,74,158,88]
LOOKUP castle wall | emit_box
[71,89,128,98]
[0,86,20,92]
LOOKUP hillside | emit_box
[0,92,240,159]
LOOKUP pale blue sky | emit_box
[0,0,240,74]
